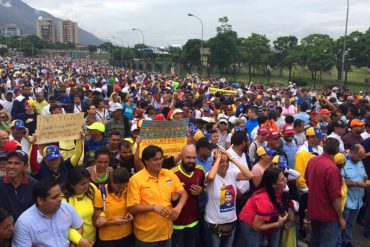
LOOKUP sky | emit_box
[19,0,370,47]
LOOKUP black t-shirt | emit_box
[111,155,136,176]
[17,112,38,135]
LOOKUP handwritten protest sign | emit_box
[36,113,84,144]
[139,119,189,157]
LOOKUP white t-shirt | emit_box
[0,100,13,114]
[328,132,345,152]
[205,170,238,224]
[297,141,323,155]
[361,131,370,141]
[227,147,250,194]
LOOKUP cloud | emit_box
[21,0,370,46]
[0,0,12,7]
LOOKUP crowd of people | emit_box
[0,55,369,247]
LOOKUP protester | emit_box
[86,147,113,188]
[0,207,13,247]
[95,167,133,247]
[63,167,97,245]
[305,138,343,247]
[251,146,276,188]
[0,150,37,220]
[12,178,88,247]
[205,149,253,247]
[239,167,288,247]
[171,145,205,247]
[127,145,187,247]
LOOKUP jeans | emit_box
[200,214,213,247]
[341,207,360,245]
[364,187,370,238]
[207,221,235,247]
[135,238,172,247]
[309,220,340,247]
[239,221,280,247]
[172,224,199,247]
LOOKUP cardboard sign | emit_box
[36,113,84,144]
[139,119,189,157]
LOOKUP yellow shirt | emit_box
[94,184,132,241]
[295,150,316,189]
[34,100,49,114]
[62,189,96,243]
[127,168,184,242]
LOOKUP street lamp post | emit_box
[112,36,124,61]
[132,28,145,45]
[188,13,204,75]
[340,0,349,92]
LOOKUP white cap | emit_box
[109,103,123,112]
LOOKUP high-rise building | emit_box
[0,24,23,37]
[60,20,78,44]
[36,18,57,43]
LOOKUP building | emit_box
[36,18,57,43]
[60,20,78,44]
[0,24,22,37]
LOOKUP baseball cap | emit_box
[134,109,144,119]
[10,120,25,130]
[86,122,106,133]
[131,124,139,132]
[334,153,346,165]
[217,118,228,125]
[3,140,21,152]
[257,127,269,135]
[173,109,184,115]
[109,103,123,112]
[317,121,328,129]
[319,109,331,115]
[306,127,326,139]
[333,120,346,128]
[282,124,296,134]
[256,146,277,156]
[6,150,28,164]
[350,119,365,128]
[267,131,280,140]
[196,137,214,150]
[272,155,288,169]
[43,145,62,161]
[154,114,166,121]
[310,112,319,118]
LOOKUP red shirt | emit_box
[239,189,282,228]
[171,164,205,227]
[305,153,342,222]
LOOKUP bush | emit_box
[292,77,308,87]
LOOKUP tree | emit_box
[239,33,271,81]
[181,39,202,72]
[273,36,298,80]
[169,47,182,63]
[208,16,239,75]
[301,34,335,89]
[87,45,97,53]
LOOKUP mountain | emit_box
[0,0,103,45]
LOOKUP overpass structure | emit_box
[109,58,181,75]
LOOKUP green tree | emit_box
[87,45,97,53]
[240,33,271,81]
[301,34,335,89]
[181,39,202,72]
[273,35,298,80]
[208,16,239,75]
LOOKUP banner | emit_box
[139,119,189,157]
[209,87,237,95]
[36,113,84,144]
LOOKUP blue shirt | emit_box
[196,155,213,173]
[246,118,258,140]
[281,138,298,169]
[341,159,367,210]
[123,103,135,120]
[293,112,310,126]
[12,202,83,247]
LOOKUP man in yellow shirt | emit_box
[127,145,188,247]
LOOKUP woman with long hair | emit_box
[86,147,113,188]
[239,168,288,247]
[0,207,14,247]
[205,149,253,247]
[63,166,98,246]
[0,110,11,132]
[94,167,133,247]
